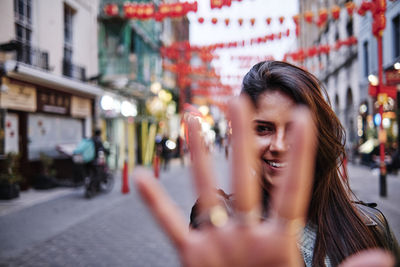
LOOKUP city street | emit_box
[0,151,399,267]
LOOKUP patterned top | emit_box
[299,223,332,267]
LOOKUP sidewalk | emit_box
[0,187,78,217]
[347,163,400,240]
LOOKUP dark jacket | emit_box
[190,190,400,266]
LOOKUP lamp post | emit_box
[372,0,387,196]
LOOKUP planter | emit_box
[0,183,20,200]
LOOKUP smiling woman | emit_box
[135,61,399,267]
[189,61,400,266]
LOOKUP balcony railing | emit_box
[0,40,50,70]
[62,59,86,81]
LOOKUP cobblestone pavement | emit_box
[0,151,398,266]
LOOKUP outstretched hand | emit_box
[134,98,394,267]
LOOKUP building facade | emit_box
[0,0,103,185]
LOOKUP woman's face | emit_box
[252,90,296,185]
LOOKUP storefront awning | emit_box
[4,60,104,98]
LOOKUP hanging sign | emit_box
[37,88,71,115]
[0,78,37,112]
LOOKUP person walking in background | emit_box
[160,134,171,171]
[135,61,399,267]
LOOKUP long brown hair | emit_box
[241,61,381,266]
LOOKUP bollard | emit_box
[153,155,160,179]
[121,160,130,194]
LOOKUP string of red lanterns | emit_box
[103,1,197,21]
[283,36,358,62]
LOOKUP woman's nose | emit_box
[270,132,288,152]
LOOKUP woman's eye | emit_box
[255,125,273,134]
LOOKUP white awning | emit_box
[4,60,104,98]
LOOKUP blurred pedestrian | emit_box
[161,134,171,171]
[135,61,399,267]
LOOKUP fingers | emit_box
[134,168,188,249]
[271,107,317,227]
[230,97,260,220]
[339,249,395,267]
[187,117,219,213]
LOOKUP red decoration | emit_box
[250,18,256,26]
[198,17,204,23]
[6,121,11,128]
[279,16,285,24]
[238,18,243,26]
[292,15,300,25]
[224,18,230,26]
[331,5,340,20]
[358,1,372,16]
[266,17,272,25]
[345,2,356,16]
[304,11,314,23]
[211,17,218,24]
[104,3,119,16]
[317,8,328,27]
[210,0,231,9]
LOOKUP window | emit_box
[64,4,75,62]
[346,18,353,37]
[393,15,400,59]
[363,41,369,77]
[14,0,32,44]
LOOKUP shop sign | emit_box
[71,96,91,118]
[37,89,70,115]
[0,78,37,112]
[385,70,400,85]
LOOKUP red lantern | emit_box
[331,5,340,20]
[345,2,356,16]
[279,16,285,24]
[357,1,372,16]
[224,18,230,26]
[238,18,243,26]
[304,11,314,23]
[250,18,256,26]
[372,13,386,37]
[266,17,272,25]
[292,14,300,25]
[317,8,328,27]
[210,0,223,9]
[104,3,119,16]
[198,17,205,24]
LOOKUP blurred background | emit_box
[0,0,399,266]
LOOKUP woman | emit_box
[136,61,398,267]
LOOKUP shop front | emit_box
[0,63,102,187]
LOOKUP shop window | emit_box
[393,14,400,59]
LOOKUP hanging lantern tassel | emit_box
[250,18,256,26]
[238,18,244,26]
[266,17,272,25]
[279,16,285,24]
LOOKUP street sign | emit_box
[385,70,400,85]
[368,84,397,99]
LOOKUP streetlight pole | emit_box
[377,35,387,197]
[372,0,387,197]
